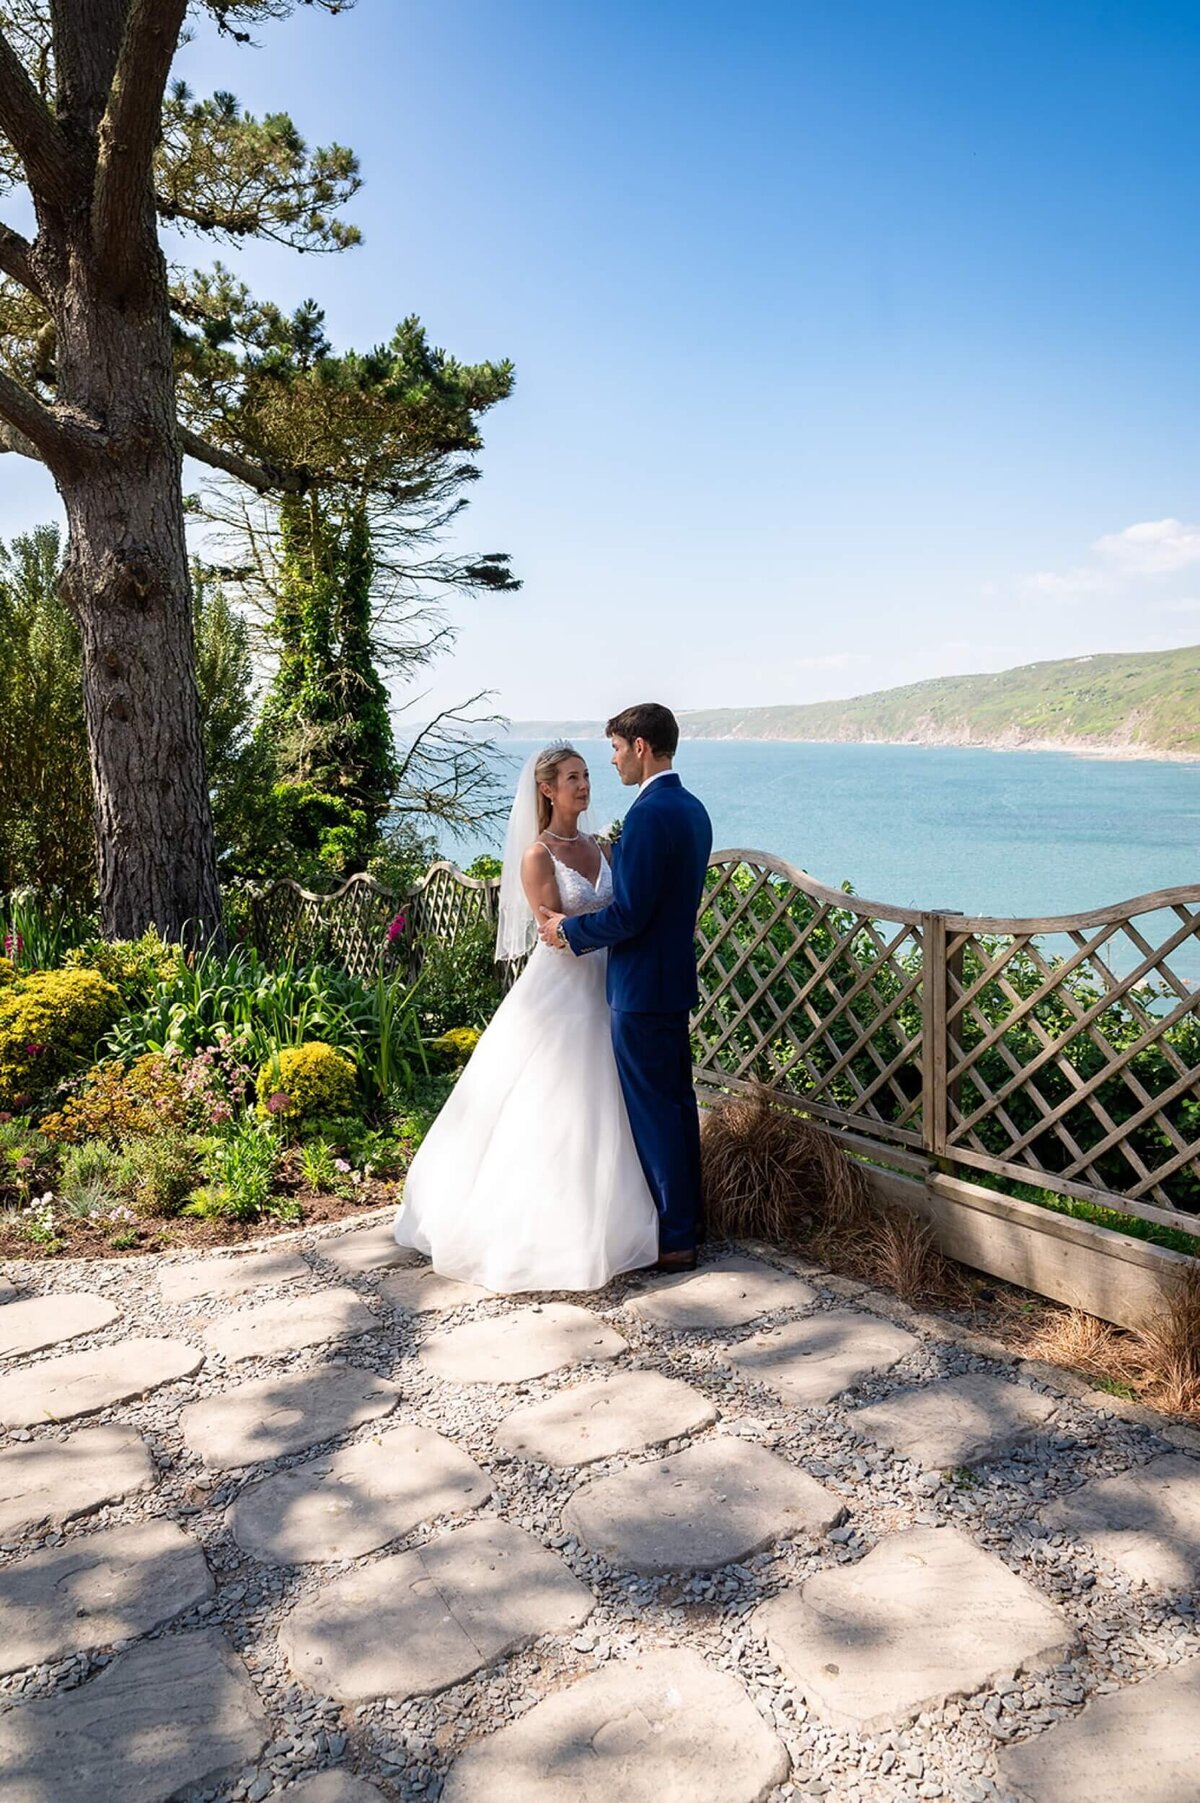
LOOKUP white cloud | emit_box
[1092,517,1200,575]
[792,653,856,671]
[1023,565,1111,598]
[1022,516,1200,601]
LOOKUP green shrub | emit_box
[115,1131,202,1218]
[0,967,121,1109]
[0,1114,55,1198]
[416,919,503,1036]
[187,1120,288,1221]
[256,1040,357,1131]
[63,930,184,1006]
[58,1138,121,1210]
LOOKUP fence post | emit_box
[920,910,964,1167]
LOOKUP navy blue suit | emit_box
[563,773,713,1253]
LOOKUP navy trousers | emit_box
[610,1008,702,1254]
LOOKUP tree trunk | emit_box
[50,235,223,945]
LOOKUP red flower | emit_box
[24,1043,44,1057]
[385,913,408,946]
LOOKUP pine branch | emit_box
[0,366,105,466]
[0,26,79,209]
[0,219,41,296]
[178,422,306,494]
[91,0,189,293]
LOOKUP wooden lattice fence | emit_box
[242,851,1200,1230]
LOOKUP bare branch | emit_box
[0,26,79,209]
[178,422,306,494]
[0,217,40,295]
[91,0,189,291]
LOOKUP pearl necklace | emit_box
[544,827,581,842]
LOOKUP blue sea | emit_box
[452,739,1200,924]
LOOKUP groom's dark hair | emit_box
[606,702,679,758]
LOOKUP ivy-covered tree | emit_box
[195,299,520,867]
[0,1,360,940]
[0,526,268,900]
[0,523,93,903]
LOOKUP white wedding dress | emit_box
[392,851,660,1292]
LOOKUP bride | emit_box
[392,742,660,1292]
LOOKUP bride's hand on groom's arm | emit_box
[537,906,567,949]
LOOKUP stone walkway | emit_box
[2,1219,1199,1803]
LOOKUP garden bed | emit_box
[0,1174,401,1261]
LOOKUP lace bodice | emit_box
[550,846,612,917]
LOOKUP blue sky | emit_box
[4,1,1199,719]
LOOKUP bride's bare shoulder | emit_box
[521,840,553,874]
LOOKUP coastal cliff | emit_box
[511,645,1200,760]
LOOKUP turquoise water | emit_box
[455,739,1200,922]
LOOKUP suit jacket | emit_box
[563,772,713,1012]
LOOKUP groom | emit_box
[538,703,713,1270]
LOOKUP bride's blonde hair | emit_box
[535,741,581,832]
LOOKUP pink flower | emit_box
[24,1043,44,1058]
[0,1111,11,1124]
[264,1090,291,1115]
[3,931,22,958]
[385,913,408,946]
[334,1157,351,1173]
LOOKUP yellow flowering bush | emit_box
[428,1025,482,1066]
[0,967,121,1109]
[0,956,16,985]
[255,1041,358,1130]
[63,930,183,1003]
[38,1053,195,1145]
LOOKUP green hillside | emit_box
[513,645,1200,757]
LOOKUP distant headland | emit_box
[508,644,1200,762]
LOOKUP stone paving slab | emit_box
[201,1286,377,1364]
[0,1291,120,1359]
[282,1777,389,1803]
[726,1309,918,1407]
[228,1422,491,1564]
[1042,1452,1200,1589]
[0,1627,268,1803]
[180,1366,401,1470]
[755,1524,1077,1732]
[0,1518,213,1674]
[316,1224,421,1277]
[626,1256,818,1332]
[848,1373,1059,1471]
[420,1304,627,1385]
[379,1265,489,1315]
[496,1370,717,1468]
[563,1437,844,1572]
[0,1424,155,1539]
[278,1518,594,1702]
[0,1337,204,1428]
[440,1647,789,1803]
[158,1247,312,1304]
[999,1650,1200,1803]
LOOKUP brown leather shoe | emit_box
[654,1249,698,1273]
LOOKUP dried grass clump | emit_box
[701,1085,868,1243]
[1136,1265,1200,1417]
[1024,1306,1126,1381]
[700,1085,962,1305]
